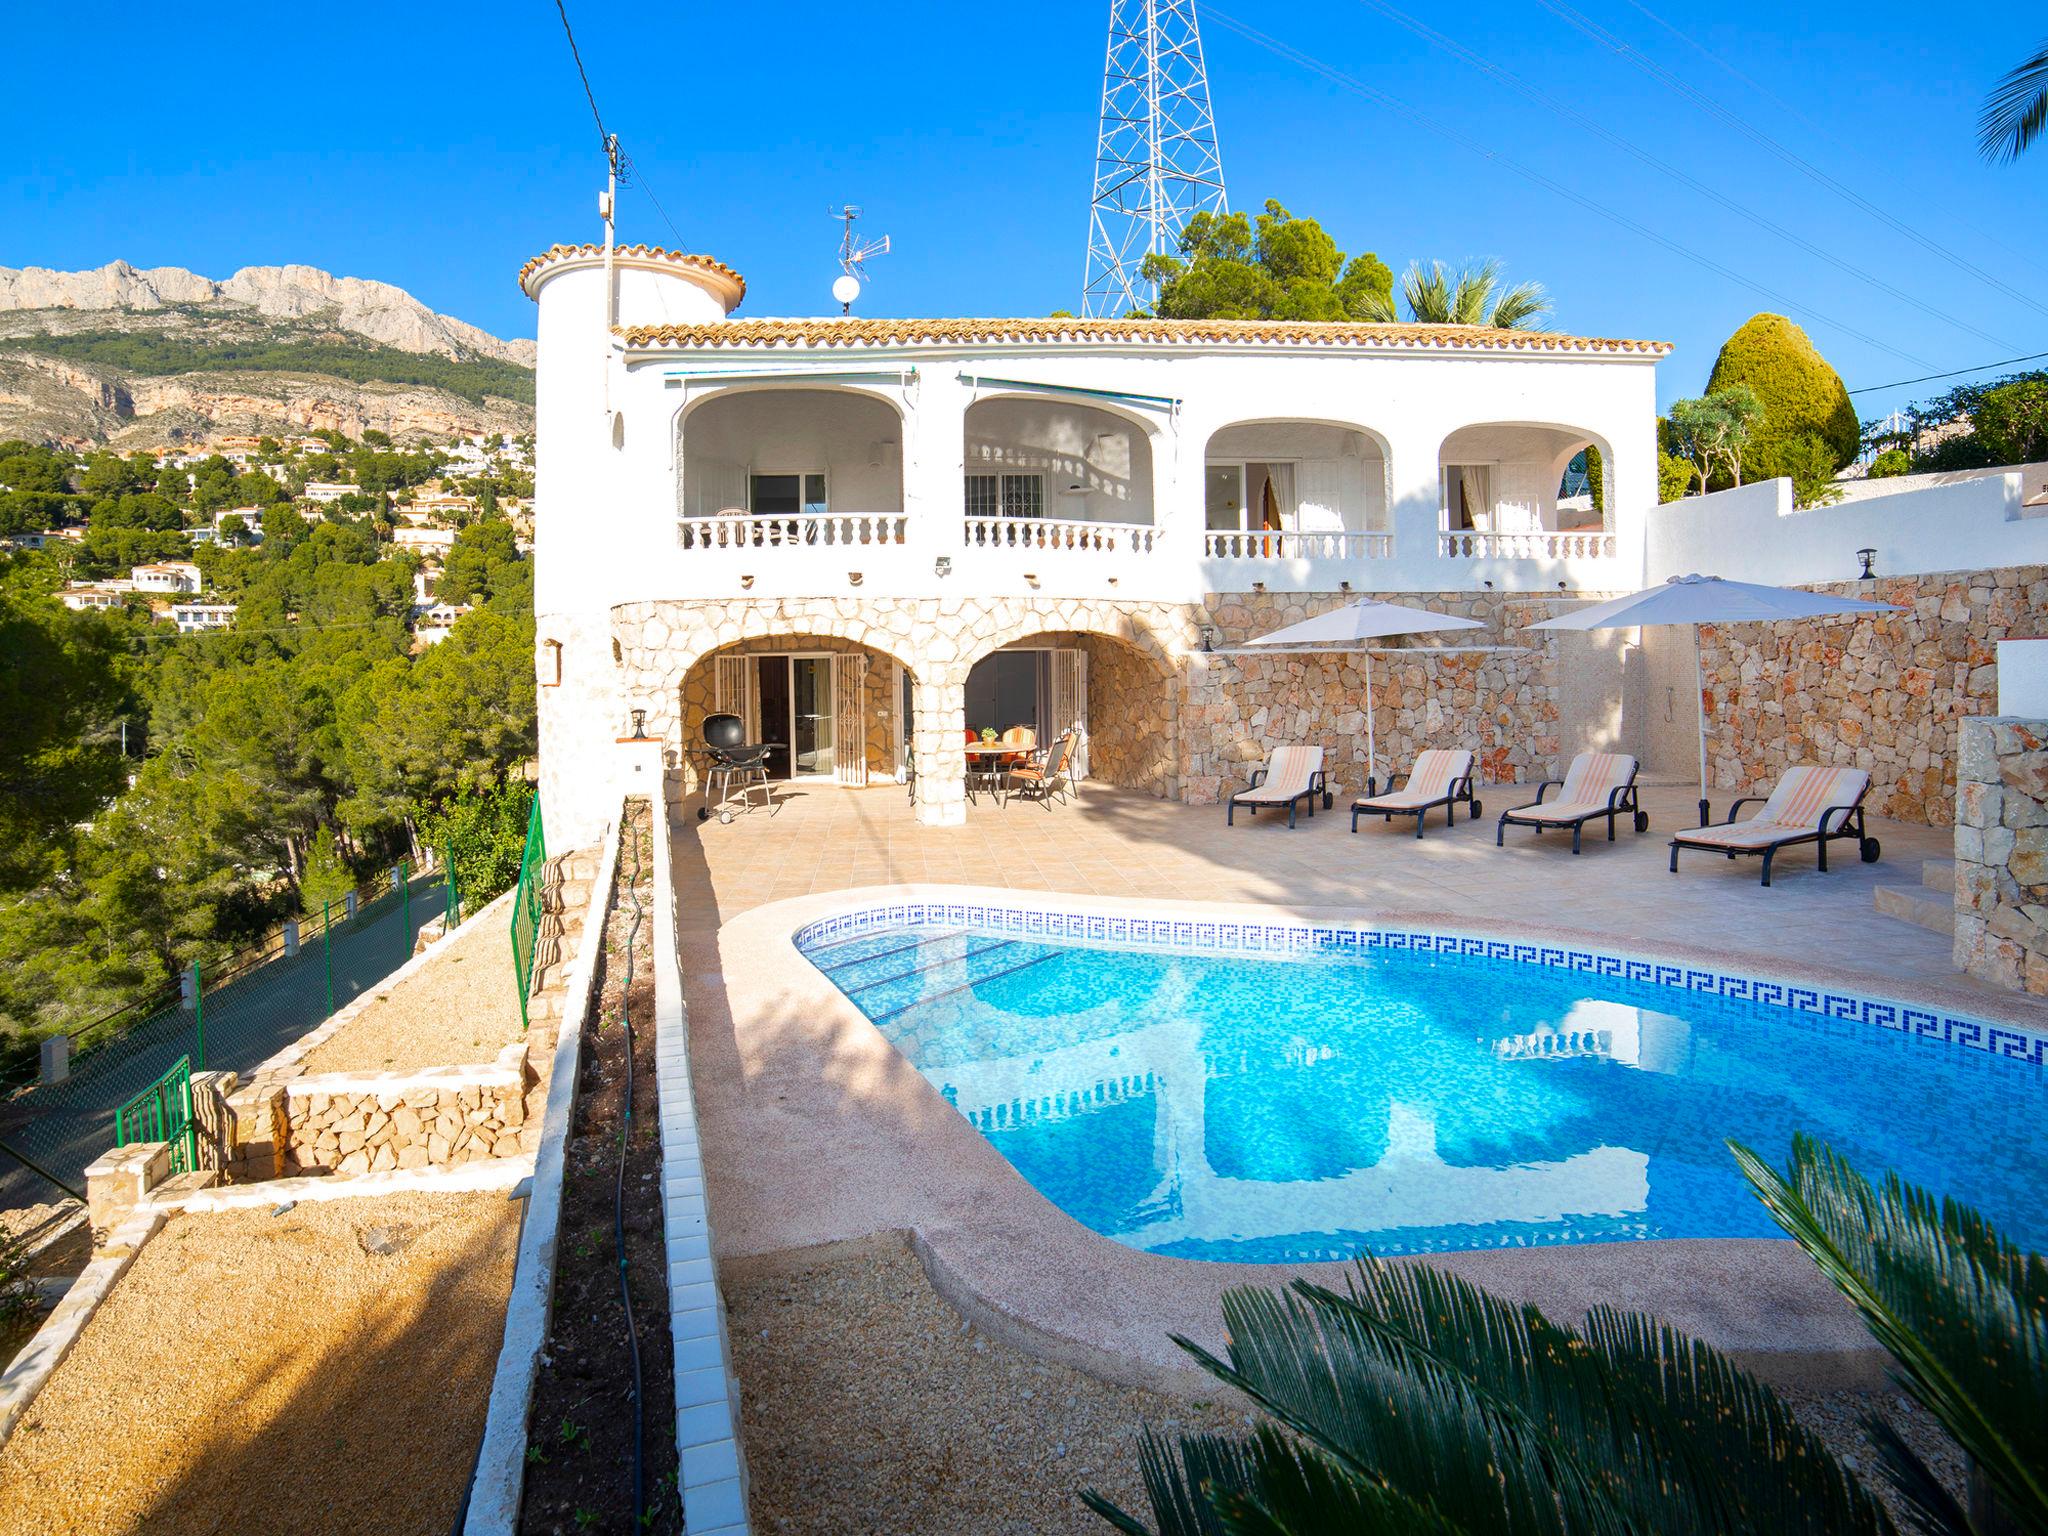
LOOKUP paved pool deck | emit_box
[668,780,2042,1390]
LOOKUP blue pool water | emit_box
[799,921,2047,1262]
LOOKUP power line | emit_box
[1202,8,1937,368]
[1847,349,2048,397]
[621,152,685,250]
[1351,0,2018,354]
[1532,0,2048,322]
[552,0,609,152]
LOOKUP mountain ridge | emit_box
[0,260,535,365]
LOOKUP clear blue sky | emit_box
[4,1,2042,416]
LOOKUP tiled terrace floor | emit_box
[669,778,1989,1000]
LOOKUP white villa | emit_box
[522,241,2048,858]
[526,242,1671,846]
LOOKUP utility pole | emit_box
[1081,0,1229,318]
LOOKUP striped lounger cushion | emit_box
[1358,749,1471,809]
[1678,766,1870,848]
[1237,744,1324,803]
[1511,751,1635,823]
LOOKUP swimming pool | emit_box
[797,909,2046,1262]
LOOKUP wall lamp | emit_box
[848,571,864,587]
[1339,580,1352,592]
[1022,571,1039,588]
[1856,547,1877,579]
[934,555,952,577]
[1251,580,1266,593]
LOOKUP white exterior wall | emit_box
[1645,472,2048,586]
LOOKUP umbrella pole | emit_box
[1693,626,1710,827]
[1365,656,1378,795]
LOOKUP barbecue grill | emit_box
[696,712,773,823]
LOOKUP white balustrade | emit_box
[1200,529,1393,561]
[677,513,909,550]
[1437,529,1617,560]
[961,517,1159,554]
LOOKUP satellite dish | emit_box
[832,274,861,309]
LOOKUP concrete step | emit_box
[1920,857,1956,895]
[1874,883,1955,936]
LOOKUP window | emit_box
[749,472,827,517]
[965,473,1044,520]
[1204,462,1296,531]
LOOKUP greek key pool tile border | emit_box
[791,901,2047,1068]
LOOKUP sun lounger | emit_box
[1227,744,1329,828]
[1495,751,1645,854]
[1668,765,1877,886]
[1350,749,1478,838]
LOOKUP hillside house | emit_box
[170,602,236,633]
[520,243,1671,844]
[131,561,203,594]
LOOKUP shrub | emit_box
[1866,447,1913,478]
[1658,449,1693,502]
[1775,433,1846,507]
[422,778,535,912]
[1974,378,2048,465]
[299,825,354,914]
[1707,313,1860,474]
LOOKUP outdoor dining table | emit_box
[964,741,1027,804]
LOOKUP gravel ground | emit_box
[0,1190,519,1536]
[726,1234,1243,1535]
[300,903,523,1074]
[725,1234,1971,1535]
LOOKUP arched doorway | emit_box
[960,627,1179,800]
[680,632,915,791]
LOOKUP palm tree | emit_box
[1089,1137,2047,1536]
[1979,37,2048,164]
[1733,1136,2047,1536]
[1361,258,1552,330]
[1084,1255,1893,1535]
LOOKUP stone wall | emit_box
[1685,566,2048,826]
[281,1045,533,1175]
[1183,591,1573,803]
[1953,716,2048,996]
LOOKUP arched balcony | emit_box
[676,387,907,551]
[1199,420,1393,564]
[960,395,1158,556]
[1436,422,1617,561]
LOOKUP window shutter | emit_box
[833,653,869,787]
[1054,649,1088,781]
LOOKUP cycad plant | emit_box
[1088,1136,2045,1536]
[1733,1135,2047,1536]
[1361,258,1552,330]
[1083,1257,1893,1535]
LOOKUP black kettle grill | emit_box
[697,712,772,823]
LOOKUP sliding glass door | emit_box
[753,654,836,780]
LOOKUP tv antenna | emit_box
[831,205,892,313]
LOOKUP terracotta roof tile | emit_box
[614,316,1669,355]
[518,244,747,302]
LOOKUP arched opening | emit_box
[677,387,904,529]
[1201,420,1391,542]
[679,631,914,792]
[961,395,1156,528]
[1436,422,1614,538]
[962,628,1179,799]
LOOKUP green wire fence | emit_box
[0,854,452,1210]
[509,799,547,1030]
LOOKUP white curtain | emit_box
[1459,465,1494,531]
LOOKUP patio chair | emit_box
[999,724,1036,771]
[1495,751,1646,855]
[1227,744,1329,828]
[1350,748,1479,839]
[1008,731,1076,809]
[1668,765,1878,887]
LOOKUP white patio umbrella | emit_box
[1529,573,1904,825]
[1240,599,1486,790]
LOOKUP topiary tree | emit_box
[1867,447,1913,478]
[1706,314,1861,478]
[1658,448,1693,502]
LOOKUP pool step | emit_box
[1873,860,1955,936]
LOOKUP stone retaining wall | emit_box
[1690,566,2047,826]
[1953,715,2048,995]
[281,1044,533,1176]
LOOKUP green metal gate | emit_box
[510,798,547,1029]
[114,1055,198,1176]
